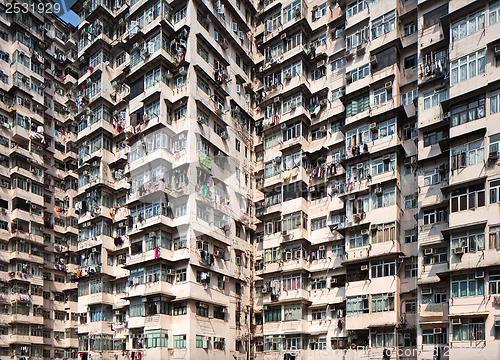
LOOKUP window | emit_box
[346,26,370,50]
[453,318,485,341]
[402,89,418,106]
[331,57,345,72]
[372,188,396,210]
[423,89,448,109]
[350,64,370,82]
[451,231,485,253]
[214,337,225,350]
[405,299,417,313]
[373,222,396,243]
[312,3,327,20]
[264,305,281,322]
[491,1,500,24]
[490,226,500,250]
[404,263,418,278]
[373,87,392,106]
[404,55,417,70]
[197,43,209,62]
[350,231,368,249]
[371,260,396,278]
[405,195,416,209]
[312,308,326,320]
[346,0,367,18]
[424,129,447,147]
[422,329,447,344]
[311,217,327,230]
[423,208,447,225]
[489,134,500,159]
[346,93,370,117]
[175,269,186,282]
[404,22,415,36]
[423,5,448,29]
[196,335,209,349]
[451,140,485,168]
[451,49,486,85]
[489,271,500,294]
[423,169,441,186]
[451,12,485,41]
[371,330,395,347]
[451,184,485,212]
[451,96,485,127]
[264,335,281,351]
[405,229,416,243]
[451,273,485,297]
[424,247,448,264]
[491,89,500,114]
[346,295,369,314]
[173,335,186,348]
[172,302,187,316]
[371,293,395,312]
[284,304,303,321]
[371,11,396,39]
[196,302,209,317]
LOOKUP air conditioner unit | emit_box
[290,103,297,109]
[310,186,316,192]
[443,112,451,120]
[166,269,174,275]
[357,163,364,169]
[421,288,433,295]
[360,265,368,271]
[374,187,382,195]
[370,122,377,131]
[149,232,157,238]
[495,45,500,55]
[142,113,150,122]
[197,117,204,124]
[317,60,325,68]
[280,123,287,129]
[475,271,484,279]
[236,84,241,94]
[370,55,378,65]
[319,126,327,134]
[433,328,443,334]
[383,154,391,162]
[165,70,173,79]
[451,318,462,325]
[261,287,268,294]
[179,67,187,75]
[453,247,465,255]
[385,81,393,89]
[346,72,352,81]
[220,38,229,50]
[361,229,369,236]
[282,230,288,236]
[348,194,356,201]
[370,223,378,230]
[285,72,292,81]
[220,131,229,140]
[274,97,281,103]
[495,317,500,327]
[424,248,434,255]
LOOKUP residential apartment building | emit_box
[0,3,80,360]
[1,0,500,360]
[253,0,420,359]
[72,0,254,359]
